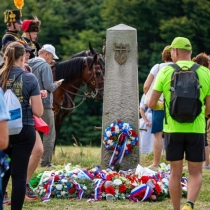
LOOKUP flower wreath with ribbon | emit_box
[103,120,138,168]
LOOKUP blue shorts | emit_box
[151,110,164,134]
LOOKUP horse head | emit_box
[83,54,104,99]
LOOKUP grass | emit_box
[4,146,210,210]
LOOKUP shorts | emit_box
[151,110,164,134]
[164,133,205,162]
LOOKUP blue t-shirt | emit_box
[6,66,41,126]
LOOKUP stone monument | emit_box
[101,24,139,170]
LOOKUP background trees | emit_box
[1,0,210,146]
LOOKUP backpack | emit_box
[3,72,23,135]
[166,63,202,123]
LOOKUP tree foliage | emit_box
[1,0,210,146]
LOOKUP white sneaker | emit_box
[203,164,210,169]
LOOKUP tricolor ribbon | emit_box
[129,184,153,202]
[108,132,130,168]
[41,172,55,202]
[94,179,105,200]
[77,168,94,180]
[69,178,84,199]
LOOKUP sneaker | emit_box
[41,163,56,168]
[25,185,38,201]
[3,192,11,205]
[46,163,56,168]
[203,164,210,169]
[182,204,193,210]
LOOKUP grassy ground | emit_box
[4,146,210,210]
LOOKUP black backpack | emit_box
[165,63,202,123]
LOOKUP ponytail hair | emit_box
[0,41,25,89]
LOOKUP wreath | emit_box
[103,120,139,168]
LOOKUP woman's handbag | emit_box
[34,116,50,135]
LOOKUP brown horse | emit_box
[52,54,104,148]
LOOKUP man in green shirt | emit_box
[148,37,210,210]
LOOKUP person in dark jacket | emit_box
[21,17,41,58]
[1,9,24,51]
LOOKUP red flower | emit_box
[106,174,114,181]
[140,176,150,184]
[119,184,127,193]
[127,144,133,152]
[131,130,138,137]
[109,136,114,140]
[105,186,115,195]
[69,187,76,194]
[111,126,115,132]
[54,175,60,182]
[154,183,161,194]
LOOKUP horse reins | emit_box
[53,56,104,115]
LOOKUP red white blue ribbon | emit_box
[69,178,84,199]
[129,184,153,202]
[94,179,105,200]
[41,172,55,202]
[77,168,94,180]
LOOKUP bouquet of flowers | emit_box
[103,120,139,168]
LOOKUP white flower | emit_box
[106,131,112,137]
[56,184,63,190]
[121,177,127,182]
[126,140,131,145]
[182,186,187,192]
[113,179,122,186]
[61,191,66,196]
[102,192,106,197]
[83,185,87,190]
[107,140,114,146]
[122,123,129,130]
[115,125,120,133]
[40,189,46,194]
[61,179,67,183]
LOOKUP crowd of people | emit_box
[0,7,63,210]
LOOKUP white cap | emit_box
[42,44,59,59]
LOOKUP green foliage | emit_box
[1,0,210,146]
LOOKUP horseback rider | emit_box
[21,17,41,59]
[1,9,24,52]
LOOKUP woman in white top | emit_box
[143,46,173,169]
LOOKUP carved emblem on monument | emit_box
[113,43,130,65]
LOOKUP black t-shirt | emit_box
[7,66,40,126]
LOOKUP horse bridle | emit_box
[53,56,104,115]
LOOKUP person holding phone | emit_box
[28,44,63,168]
